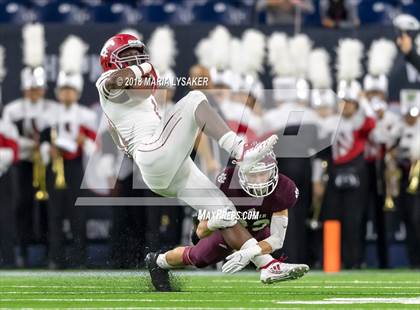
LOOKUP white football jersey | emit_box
[96,69,162,155]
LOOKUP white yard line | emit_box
[276,296,420,305]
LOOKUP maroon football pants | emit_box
[182,227,270,268]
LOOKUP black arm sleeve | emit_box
[405,49,420,72]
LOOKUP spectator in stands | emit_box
[397,32,420,71]
[320,0,360,28]
[257,0,314,25]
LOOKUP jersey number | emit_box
[239,219,270,232]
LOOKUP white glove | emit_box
[0,148,14,174]
[18,137,36,161]
[222,244,262,274]
[40,142,51,165]
[55,136,78,153]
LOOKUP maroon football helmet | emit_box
[100,33,149,72]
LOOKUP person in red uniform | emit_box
[0,116,19,268]
[40,35,97,269]
[145,152,309,291]
[322,81,375,269]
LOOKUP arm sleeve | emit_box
[95,70,124,100]
[263,215,288,252]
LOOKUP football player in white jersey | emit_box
[96,33,279,281]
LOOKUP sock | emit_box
[218,131,244,159]
[251,254,275,269]
[156,254,173,270]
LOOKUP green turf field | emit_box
[0,270,419,309]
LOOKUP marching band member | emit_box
[0,45,19,268]
[308,47,337,201]
[225,30,266,142]
[42,35,96,269]
[363,38,399,268]
[2,24,57,267]
[307,47,337,266]
[0,106,19,268]
[394,89,420,269]
[264,33,318,264]
[196,26,233,110]
[323,39,375,269]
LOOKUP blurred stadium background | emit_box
[0,0,419,274]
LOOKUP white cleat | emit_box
[239,135,278,172]
[260,261,309,284]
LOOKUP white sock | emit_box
[156,253,173,270]
[218,131,244,159]
[252,254,275,269]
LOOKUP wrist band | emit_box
[139,62,152,75]
[129,65,143,79]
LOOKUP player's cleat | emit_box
[260,259,309,284]
[191,215,200,245]
[145,252,172,292]
[238,135,278,172]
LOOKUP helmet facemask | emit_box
[238,152,279,198]
[111,40,149,69]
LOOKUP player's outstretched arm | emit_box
[104,67,136,90]
[103,63,155,92]
[258,210,288,254]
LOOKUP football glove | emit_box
[222,244,262,274]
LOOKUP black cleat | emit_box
[191,215,200,245]
[145,252,172,292]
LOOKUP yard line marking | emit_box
[60,308,297,310]
[0,298,247,302]
[186,286,420,290]
[0,285,137,289]
[210,279,420,284]
[1,292,417,297]
[276,296,420,305]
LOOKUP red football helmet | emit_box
[100,33,149,72]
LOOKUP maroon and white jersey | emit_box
[3,98,58,161]
[51,103,97,160]
[331,110,375,165]
[215,166,299,232]
[365,110,401,162]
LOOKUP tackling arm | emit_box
[258,210,288,254]
[99,63,156,102]
[104,67,135,91]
